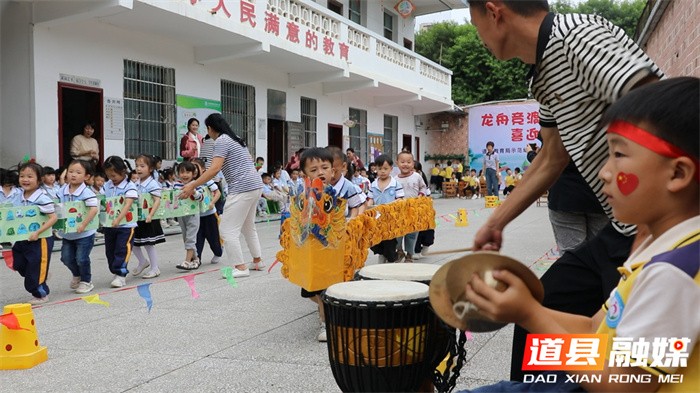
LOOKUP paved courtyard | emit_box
[0,196,556,392]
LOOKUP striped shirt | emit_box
[530,13,664,235]
[213,133,263,195]
[200,137,216,169]
[57,183,98,240]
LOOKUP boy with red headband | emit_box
[457,78,699,392]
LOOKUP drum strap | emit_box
[433,330,468,393]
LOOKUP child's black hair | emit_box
[19,162,44,181]
[514,167,521,173]
[191,158,206,170]
[374,154,393,167]
[300,147,334,174]
[1,167,19,186]
[42,166,56,176]
[467,0,549,16]
[135,154,157,178]
[93,171,106,179]
[162,168,174,180]
[600,77,699,160]
[153,155,162,164]
[261,172,271,180]
[345,159,354,180]
[68,160,95,176]
[103,156,133,174]
[177,161,200,179]
[256,156,264,162]
[414,161,423,172]
[325,146,347,163]
[446,160,452,166]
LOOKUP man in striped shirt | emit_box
[466,0,663,381]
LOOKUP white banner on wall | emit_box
[468,101,541,174]
[104,97,124,140]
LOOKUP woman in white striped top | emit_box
[178,114,264,279]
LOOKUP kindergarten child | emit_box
[460,78,699,393]
[91,171,106,195]
[0,168,20,204]
[131,154,166,279]
[367,154,404,264]
[260,173,287,213]
[192,158,223,265]
[41,166,60,200]
[102,156,138,288]
[298,147,337,342]
[326,146,366,218]
[503,168,515,196]
[58,160,99,294]
[395,151,428,263]
[173,161,204,270]
[10,162,58,304]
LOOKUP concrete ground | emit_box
[0,196,556,392]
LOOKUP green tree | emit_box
[415,0,645,106]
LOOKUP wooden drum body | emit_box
[323,280,440,393]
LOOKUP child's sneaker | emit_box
[421,246,431,258]
[131,263,150,276]
[75,282,94,294]
[28,296,49,305]
[404,254,414,263]
[378,255,387,264]
[210,256,221,264]
[110,275,126,288]
[318,322,327,342]
[70,276,81,289]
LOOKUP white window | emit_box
[349,107,368,164]
[383,12,395,41]
[123,60,177,159]
[221,80,256,154]
[301,97,317,147]
[348,0,361,25]
[383,114,398,159]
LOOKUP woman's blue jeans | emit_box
[486,168,499,196]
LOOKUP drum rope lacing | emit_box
[433,327,468,393]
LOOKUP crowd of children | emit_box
[0,151,230,304]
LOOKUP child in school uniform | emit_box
[91,171,106,195]
[11,162,58,304]
[367,154,405,264]
[131,154,166,279]
[326,146,366,218]
[459,77,700,393]
[58,160,99,294]
[102,156,138,288]
[173,161,204,270]
[192,158,223,265]
[41,166,60,200]
[1,168,20,204]
[395,151,428,263]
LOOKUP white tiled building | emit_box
[0,0,465,170]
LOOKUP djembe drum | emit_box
[323,280,440,393]
[354,264,464,393]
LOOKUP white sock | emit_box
[132,247,148,266]
[145,245,159,271]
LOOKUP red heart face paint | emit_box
[616,172,639,195]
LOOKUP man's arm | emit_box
[473,126,569,250]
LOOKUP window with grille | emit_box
[383,115,397,159]
[123,60,177,159]
[301,97,317,148]
[349,108,367,165]
[383,12,395,41]
[221,80,256,154]
[349,0,361,25]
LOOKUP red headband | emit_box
[606,120,699,182]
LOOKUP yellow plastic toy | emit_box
[0,303,48,369]
[455,208,469,227]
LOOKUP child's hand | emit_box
[464,269,538,325]
[77,224,87,233]
[112,218,120,227]
[209,203,215,210]
[145,216,152,223]
[28,231,39,242]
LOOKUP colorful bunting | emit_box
[183,275,200,299]
[221,267,238,288]
[82,294,110,307]
[2,250,14,270]
[0,312,30,331]
[137,283,153,312]
[268,259,280,274]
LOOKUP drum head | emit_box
[325,280,429,302]
[358,263,440,282]
[429,252,544,332]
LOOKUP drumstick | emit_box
[425,247,472,256]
